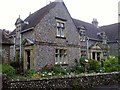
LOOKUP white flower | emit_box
[48,72,52,76]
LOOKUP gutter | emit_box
[21,27,34,34]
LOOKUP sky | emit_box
[0,0,119,31]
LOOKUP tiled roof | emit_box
[0,29,13,45]
[73,18,101,40]
[10,2,57,35]
[73,19,119,42]
[100,23,119,42]
[9,0,118,43]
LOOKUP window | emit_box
[56,21,65,38]
[79,27,86,41]
[81,50,86,56]
[16,24,21,38]
[80,31,86,41]
[55,49,67,65]
[102,39,107,44]
[103,51,107,56]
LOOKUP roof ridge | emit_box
[73,18,93,26]
[10,2,58,35]
[100,23,118,28]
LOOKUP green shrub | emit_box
[104,56,119,72]
[10,61,20,69]
[25,69,38,77]
[52,65,67,75]
[0,64,2,73]
[88,60,101,72]
[70,65,84,74]
[1,64,15,77]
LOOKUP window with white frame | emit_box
[55,49,67,65]
[56,20,66,38]
[79,27,86,41]
[80,30,86,41]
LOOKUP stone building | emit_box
[10,0,119,70]
[73,18,119,60]
[10,0,81,70]
[0,29,13,64]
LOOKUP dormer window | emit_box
[79,26,86,41]
[16,24,21,38]
[56,18,66,38]
[98,32,107,44]
[15,17,23,38]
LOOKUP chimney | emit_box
[92,18,99,28]
[29,12,31,16]
[55,0,63,2]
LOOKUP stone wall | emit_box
[2,45,10,64]
[34,2,81,69]
[2,72,119,89]
[108,43,118,56]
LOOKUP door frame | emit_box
[24,46,34,71]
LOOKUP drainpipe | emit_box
[20,33,22,65]
[86,37,89,59]
[13,35,16,61]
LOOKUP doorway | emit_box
[92,52,95,60]
[97,52,101,61]
[26,50,30,69]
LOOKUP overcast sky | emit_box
[0,0,119,31]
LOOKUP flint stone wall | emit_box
[2,72,120,89]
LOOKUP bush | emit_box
[104,56,119,72]
[40,65,67,76]
[25,69,38,77]
[1,64,15,77]
[70,65,84,74]
[52,65,67,75]
[88,60,101,72]
[0,64,2,73]
[10,61,20,69]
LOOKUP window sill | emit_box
[56,36,66,39]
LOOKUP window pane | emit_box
[55,54,59,64]
[57,28,60,36]
[57,22,60,27]
[59,49,62,54]
[63,55,66,63]
[55,49,67,64]
[61,23,64,28]
[61,29,64,37]
[56,49,59,54]
[61,55,64,64]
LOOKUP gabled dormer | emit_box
[15,16,24,38]
[97,32,107,44]
[78,26,86,41]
